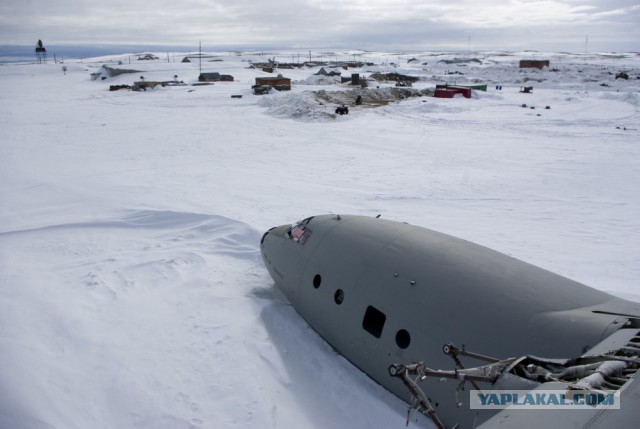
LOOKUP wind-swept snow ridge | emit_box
[0,210,261,261]
[0,210,267,428]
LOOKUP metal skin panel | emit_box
[260,215,640,428]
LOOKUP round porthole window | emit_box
[313,274,321,289]
[334,289,344,305]
[395,329,411,349]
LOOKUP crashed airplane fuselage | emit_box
[260,214,640,428]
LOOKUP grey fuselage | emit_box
[260,215,639,428]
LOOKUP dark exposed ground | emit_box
[314,87,434,107]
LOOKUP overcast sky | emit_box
[1,0,639,52]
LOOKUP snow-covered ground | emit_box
[1,50,639,429]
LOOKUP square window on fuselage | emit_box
[362,305,386,338]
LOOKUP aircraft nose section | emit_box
[260,223,292,284]
[260,221,309,305]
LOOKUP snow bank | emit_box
[258,91,338,121]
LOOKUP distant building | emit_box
[519,60,550,69]
[434,87,472,99]
[137,53,159,61]
[254,76,291,91]
[198,72,234,82]
[90,65,142,81]
[315,67,341,77]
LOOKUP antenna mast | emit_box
[584,35,588,65]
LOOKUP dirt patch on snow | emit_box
[314,87,433,107]
[260,87,434,121]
